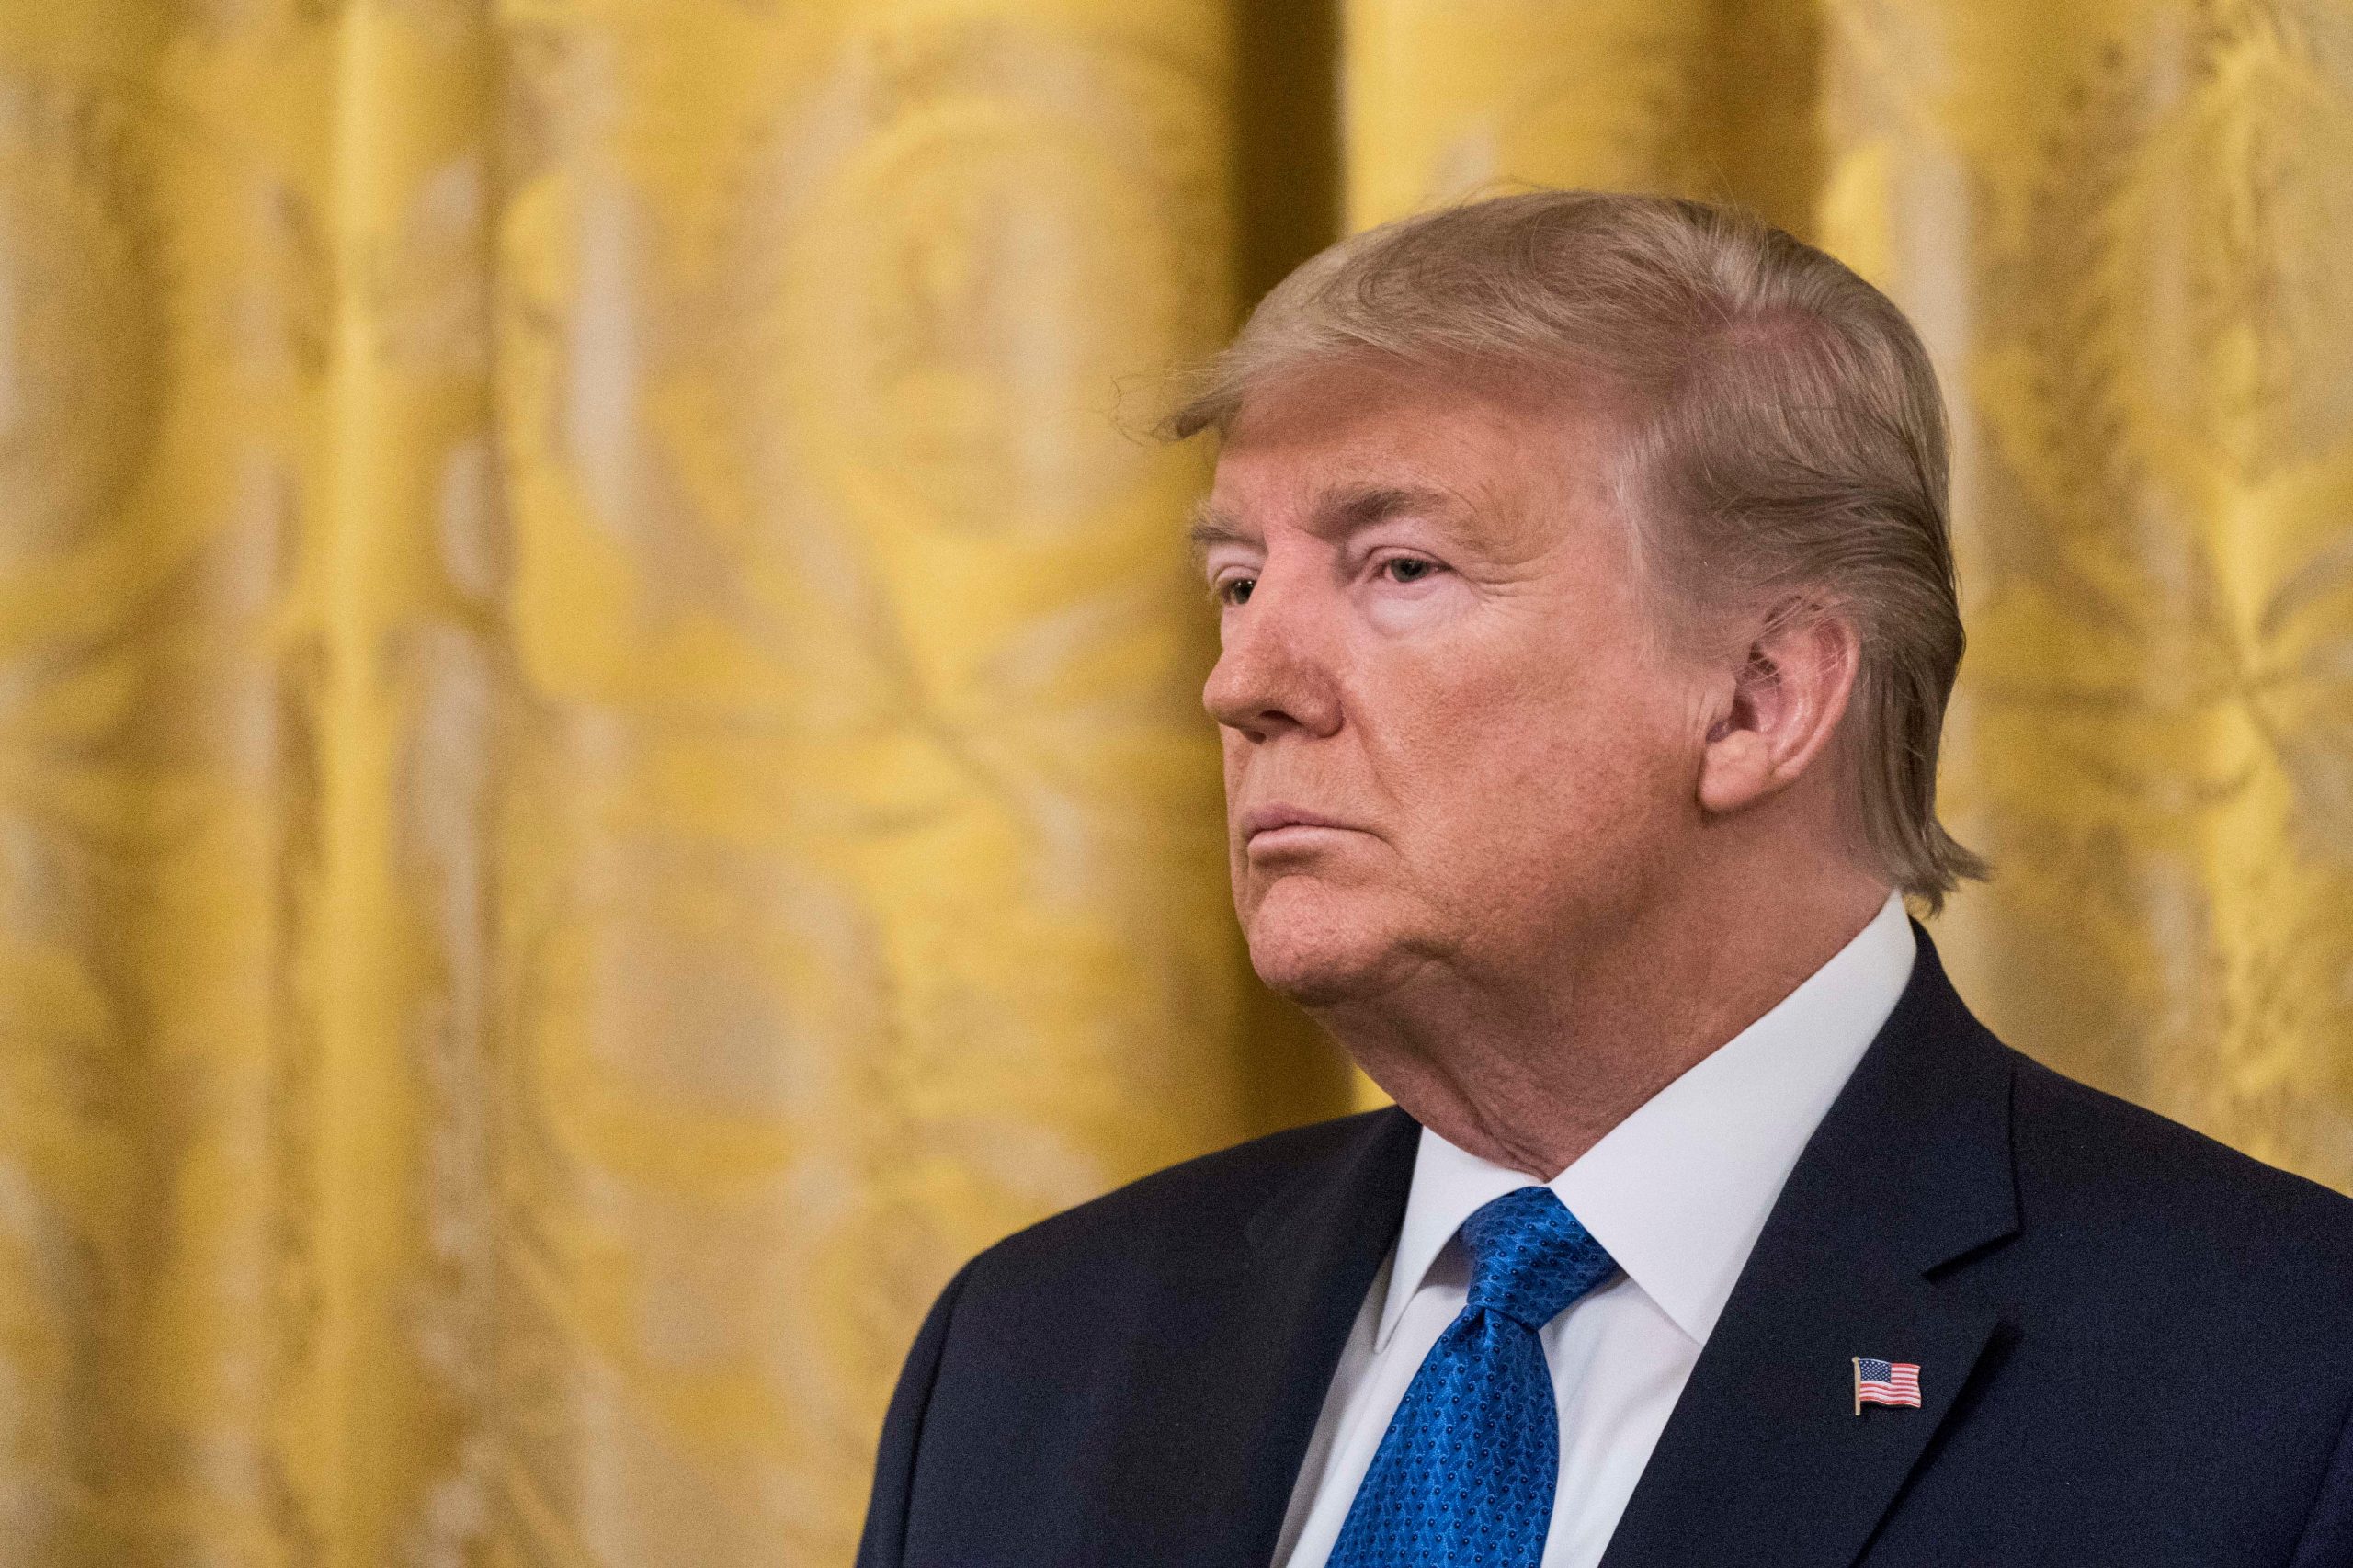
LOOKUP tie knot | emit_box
[1459,1186,1616,1329]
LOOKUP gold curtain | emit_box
[1,1,2346,1563]
[1341,0,2353,1187]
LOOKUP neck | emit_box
[1312,865,1893,1178]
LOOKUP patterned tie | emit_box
[1326,1185,1618,1568]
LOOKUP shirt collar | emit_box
[1375,892,1917,1351]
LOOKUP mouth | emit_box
[1239,803,1361,849]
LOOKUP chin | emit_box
[1241,881,1424,1007]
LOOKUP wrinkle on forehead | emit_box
[1202,364,1636,575]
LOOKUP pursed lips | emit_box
[1238,804,1363,848]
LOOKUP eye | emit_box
[1216,576,1256,607]
[1381,557,1440,585]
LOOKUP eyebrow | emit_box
[1186,501,1253,564]
[1187,484,1465,569]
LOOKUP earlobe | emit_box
[1697,665,1765,812]
[1698,726,1775,813]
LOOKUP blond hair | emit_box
[1169,190,1986,907]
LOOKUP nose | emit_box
[1202,572,1343,742]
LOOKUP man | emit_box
[855,192,2353,1567]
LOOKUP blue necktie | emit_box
[1326,1186,1618,1568]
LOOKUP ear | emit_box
[1697,600,1862,816]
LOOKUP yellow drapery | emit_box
[1,1,2347,1562]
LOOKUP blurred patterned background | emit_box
[0,0,2347,1562]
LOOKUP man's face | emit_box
[1197,361,1709,1006]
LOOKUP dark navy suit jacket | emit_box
[858,930,2353,1566]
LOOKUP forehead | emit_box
[1199,359,1627,553]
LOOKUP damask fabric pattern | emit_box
[1340,0,2353,1190]
[1328,1187,1618,1568]
[1819,0,2353,1209]
[0,1,1337,1564]
[0,0,2348,1565]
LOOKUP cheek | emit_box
[1395,652,1694,862]
[1219,731,1259,895]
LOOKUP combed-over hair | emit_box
[1167,189,1987,908]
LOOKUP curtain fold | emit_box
[0,1,2346,1563]
[0,1,1342,1562]
[1341,0,1824,233]
[1813,0,2353,1187]
[1339,0,2353,1189]
[485,3,1319,1560]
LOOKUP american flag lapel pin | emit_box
[1853,1357,1923,1412]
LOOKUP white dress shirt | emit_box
[1272,892,1918,1568]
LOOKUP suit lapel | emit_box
[1600,926,2021,1568]
[1097,1106,1421,1568]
